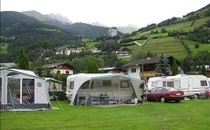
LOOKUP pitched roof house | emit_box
[122,56,180,81]
[42,62,76,75]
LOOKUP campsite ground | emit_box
[1,100,210,130]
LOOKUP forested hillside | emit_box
[120,4,210,59]
[22,10,123,39]
[0,11,82,62]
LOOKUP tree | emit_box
[71,56,104,73]
[155,53,171,76]
[97,40,121,52]
[201,65,207,76]
[87,60,98,73]
[172,59,179,76]
[18,48,29,69]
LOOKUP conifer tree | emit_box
[172,58,179,76]
[18,48,29,69]
[155,53,171,76]
[201,65,207,76]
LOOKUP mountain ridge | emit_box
[21,10,124,39]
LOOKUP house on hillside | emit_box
[42,62,76,75]
[55,48,82,55]
[122,56,180,82]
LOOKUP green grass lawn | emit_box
[1,100,210,130]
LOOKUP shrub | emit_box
[195,43,200,48]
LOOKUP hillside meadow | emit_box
[1,100,210,130]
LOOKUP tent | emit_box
[45,77,63,91]
[66,73,144,105]
[0,68,51,111]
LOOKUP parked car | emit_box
[143,87,184,103]
[205,88,210,98]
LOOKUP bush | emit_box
[195,43,200,48]
[49,91,67,101]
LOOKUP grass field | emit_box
[1,100,210,130]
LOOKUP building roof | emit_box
[122,57,159,67]
[98,67,126,73]
[42,62,76,70]
[122,56,179,68]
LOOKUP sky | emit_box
[1,0,210,27]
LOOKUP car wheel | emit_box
[175,100,180,103]
[160,97,165,103]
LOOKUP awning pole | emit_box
[85,79,92,106]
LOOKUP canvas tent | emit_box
[45,77,63,91]
[0,68,51,110]
[66,73,144,105]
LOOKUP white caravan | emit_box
[147,74,209,97]
[208,78,210,87]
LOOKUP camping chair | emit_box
[90,96,100,105]
[109,97,118,105]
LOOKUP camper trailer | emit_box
[0,68,51,111]
[208,78,210,87]
[147,74,209,97]
[66,73,144,105]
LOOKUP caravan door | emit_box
[187,77,194,96]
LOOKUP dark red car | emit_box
[205,88,210,98]
[143,87,184,103]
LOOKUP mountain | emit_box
[120,4,210,59]
[22,10,53,22]
[0,11,82,62]
[48,13,72,24]
[118,25,138,34]
[21,11,124,39]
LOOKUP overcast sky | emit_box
[1,0,209,27]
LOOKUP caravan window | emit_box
[167,82,174,87]
[81,81,91,89]
[163,81,166,87]
[121,80,129,88]
[70,81,74,89]
[200,80,207,86]
[102,80,112,86]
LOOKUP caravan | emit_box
[147,74,209,97]
[66,73,144,105]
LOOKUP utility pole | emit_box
[133,37,150,80]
